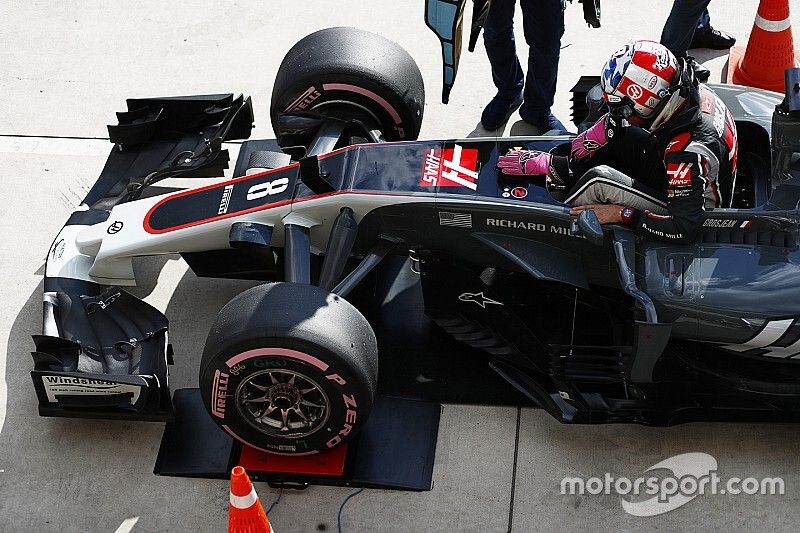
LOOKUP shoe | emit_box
[690,27,736,50]
[685,55,711,82]
[481,92,523,131]
[520,110,568,134]
[692,61,711,83]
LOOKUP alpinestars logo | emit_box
[420,144,479,190]
[583,139,601,151]
[459,291,503,308]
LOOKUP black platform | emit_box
[155,389,441,491]
[155,257,533,490]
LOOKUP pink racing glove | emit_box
[570,113,625,160]
[497,149,553,176]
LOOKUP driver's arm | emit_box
[630,136,706,244]
[496,112,624,185]
[570,112,626,161]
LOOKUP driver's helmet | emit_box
[600,40,679,125]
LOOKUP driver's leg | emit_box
[566,170,669,215]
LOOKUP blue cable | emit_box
[266,489,283,515]
[336,487,365,533]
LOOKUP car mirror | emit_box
[424,0,466,104]
[576,209,604,246]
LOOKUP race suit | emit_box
[518,85,738,244]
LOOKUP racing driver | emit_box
[496,39,738,244]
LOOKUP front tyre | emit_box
[199,282,378,455]
[270,27,425,146]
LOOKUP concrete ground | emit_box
[1,1,799,531]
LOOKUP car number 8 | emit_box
[247,177,290,201]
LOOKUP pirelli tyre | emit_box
[199,282,378,455]
[270,26,425,145]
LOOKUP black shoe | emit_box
[690,27,736,50]
[481,92,523,131]
[691,60,711,83]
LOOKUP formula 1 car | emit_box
[31,26,800,456]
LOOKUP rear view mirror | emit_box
[424,0,466,104]
[577,209,604,246]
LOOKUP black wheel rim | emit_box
[235,369,330,439]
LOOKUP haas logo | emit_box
[419,144,480,190]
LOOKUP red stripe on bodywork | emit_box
[143,189,423,234]
[143,142,431,234]
[143,164,299,234]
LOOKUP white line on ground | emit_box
[114,517,140,533]
[0,136,110,157]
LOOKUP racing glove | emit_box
[570,113,626,160]
[497,149,569,187]
[497,149,552,176]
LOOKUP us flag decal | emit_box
[439,212,473,228]
[420,144,479,190]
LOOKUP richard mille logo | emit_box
[458,292,503,308]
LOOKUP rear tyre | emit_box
[270,27,425,146]
[199,282,378,455]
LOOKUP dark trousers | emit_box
[569,126,666,192]
[661,0,712,57]
[566,127,668,212]
[483,0,565,121]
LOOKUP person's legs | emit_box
[483,0,523,96]
[695,8,711,33]
[565,126,669,212]
[565,170,669,214]
[660,0,711,58]
[480,0,524,130]
[518,0,566,131]
[690,6,736,50]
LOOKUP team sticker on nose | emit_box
[420,144,480,190]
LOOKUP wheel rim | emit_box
[312,100,382,130]
[235,369,330,439]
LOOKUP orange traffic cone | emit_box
[228,466,274,533]
[728,0,800,92]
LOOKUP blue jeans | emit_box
[483,0,565,122]
[660,0,713,58]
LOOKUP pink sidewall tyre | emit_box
[270,27,425,146]
[199,282,377,455]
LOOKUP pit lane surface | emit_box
[1,1,799,531]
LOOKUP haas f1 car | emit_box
[31,27,800,455]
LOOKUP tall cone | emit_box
[728,0,800,92]
[228,466,274,533]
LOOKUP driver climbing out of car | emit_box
[496,39,738,243]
